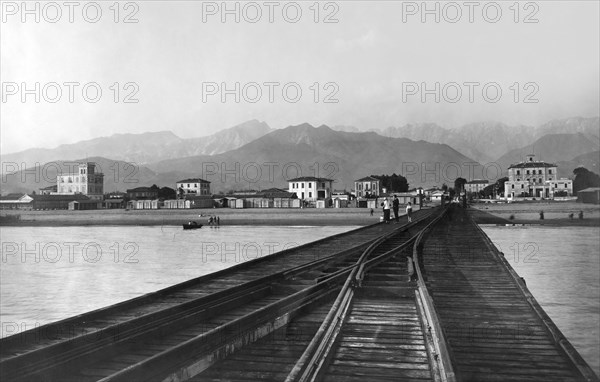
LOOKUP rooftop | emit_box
[0,193,28,201]
[30,194,91,201]
[288,176,334,182]
[508,161,557,169]
[177,178,210,184]
[184,195,214,200]
[126,187,158,193]
[355,176,380,182]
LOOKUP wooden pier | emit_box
[1,206,597,382]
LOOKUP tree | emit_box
[496,177,508,197]
[481,184,495,198]
[371,174,409,193]
[441,183,448,192]
[158,187,176,200]
[573,167,600,193]
[454,177,467,194]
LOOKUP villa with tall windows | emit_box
[288,176,333,203]
[56,162,104,200]
[354,176,382,198]
[504,154,573,199]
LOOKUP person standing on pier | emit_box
[406,202,413,223]
[392,195,400,223]
[381,198,391,223]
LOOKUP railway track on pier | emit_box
[4,204,596,381]
[194,210,449,382]
[0,208,439,381]
[192,205,598,382]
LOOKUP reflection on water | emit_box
[0,225,357,337]
[481,225,600,376]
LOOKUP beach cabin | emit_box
[32,194,91,210]
[395,192,419,205]
[186,195,215,209]
[130,200,144,210]
[0,194,34,210]
[333,198,344,208]
[103,198,125,209]
[261,188,298,208]
[68,199,101,210]
[577,187,600,204]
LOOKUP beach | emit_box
[471,201,600,226]
[0,206,412,227]
[2,202,599,227]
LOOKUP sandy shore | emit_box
[471,201,600,226]
[3,202,598,227]
[0,207,424,227]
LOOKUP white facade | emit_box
[430,191,445,202]
[56,163,104,200]
[504,155,572,199]
[288,177,333,202]
[176,178,211,196]
[465,180,489,194]
[354,176,381,198]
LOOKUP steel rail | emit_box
[411,207,457,382]
[285,208,441,382]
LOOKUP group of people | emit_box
[207,215,220,226]
[378,195,412,224]
[540,210,584,220]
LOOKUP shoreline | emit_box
[481,219,600,227]
[2,204,599,227]
[0,208,391,227]
[472,204,600,226]
[0,218,373,227]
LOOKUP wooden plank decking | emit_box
[420,206,597,381]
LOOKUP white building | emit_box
[288,177,333,202]
[176,178,211,196]
[430,190,445,203]
[465,180,489,194]
[354,176,381,198]
[56,162,104,200]
[504,154,573,199]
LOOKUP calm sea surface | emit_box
[0,225,357,337]
[481,225,600,375]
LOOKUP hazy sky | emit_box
[1,1,599,154]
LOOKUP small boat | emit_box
[183,222,203,230]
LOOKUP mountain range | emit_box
[1,117,598,194]
[146,124,481,190]
[0,120,272,166]
[362,116,600,164]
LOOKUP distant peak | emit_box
[290,122,317,129]
[109,130,181,139]
[233,119,269,127]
